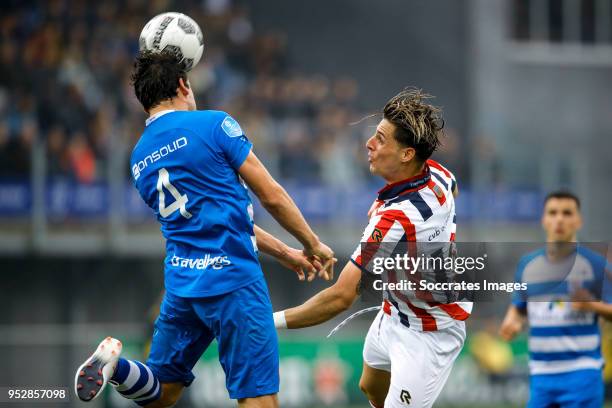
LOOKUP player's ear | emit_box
[540,211,547,230]
[401,147,416,163]
[576,210,583,230]
[178,77,190,97]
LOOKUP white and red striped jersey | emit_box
[351,159,472,331]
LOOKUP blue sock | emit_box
[110,358,161,406]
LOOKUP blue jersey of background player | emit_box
[74,50,335,408]
[500,191,612,408]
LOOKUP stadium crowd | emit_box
[0,0,374,185]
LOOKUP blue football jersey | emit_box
[130,110,261,297]
[513,246,612,375]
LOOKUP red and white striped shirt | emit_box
[351,159,472,331]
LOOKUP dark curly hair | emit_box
[383,88,445,162]
[130,50,188,111]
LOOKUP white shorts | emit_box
[363,310,466,408]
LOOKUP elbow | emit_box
[259,184,288,211]
[338,297,353,313]
[333,290,355,313]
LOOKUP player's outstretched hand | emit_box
[570,288,597,312]
[498,316,522,341]
[278,246,322,281]
[304,241,336,281]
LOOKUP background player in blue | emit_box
[74,50,336,408]
[499,191,612,408]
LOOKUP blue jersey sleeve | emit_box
[512,256,528,310]
[214,114,252,170]
[602,262,612,303]
[577,247,612,303]
[589,251,612,304]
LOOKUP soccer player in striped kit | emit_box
[500,191,612,408]
[273,88,472,408]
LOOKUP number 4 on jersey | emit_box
[157,168,192,219]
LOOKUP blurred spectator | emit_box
[1,118,36,177]
[46,126,69,177]
[0,120,12,177]
[68,131,96,183]
[1,0,455,186]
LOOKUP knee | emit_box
[359,377,374,400]
[156,393,179,408]
[145,383,182,408]
[359,377,384,407]
[359,377,368,394]
[237,394,279,408]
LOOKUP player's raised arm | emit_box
[571,261,612,320]
[253,224,323,282]
[499,305,526,341]
[274,261,362,329]
[239,151,335,279]
[571,296,612,321]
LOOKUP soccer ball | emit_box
[139,12,204,71]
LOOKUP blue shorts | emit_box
[146,277,279,399]
[528,369,603,408]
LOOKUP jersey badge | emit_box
[221,116,243,137]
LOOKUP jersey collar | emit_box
[377,164,431,201]
[145,110,175,127]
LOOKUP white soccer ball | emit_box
[139,12,204,71]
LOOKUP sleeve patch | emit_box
[221,116,243,137]
[371,228,383,242]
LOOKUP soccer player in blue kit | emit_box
[74,50,335,408]
[500,191,612,408]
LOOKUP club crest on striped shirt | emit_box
[371,228,383,242]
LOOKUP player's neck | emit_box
[545,239,577,261]
[545,235,577,244]
[384,162,425,185]
[148,101,186,117]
